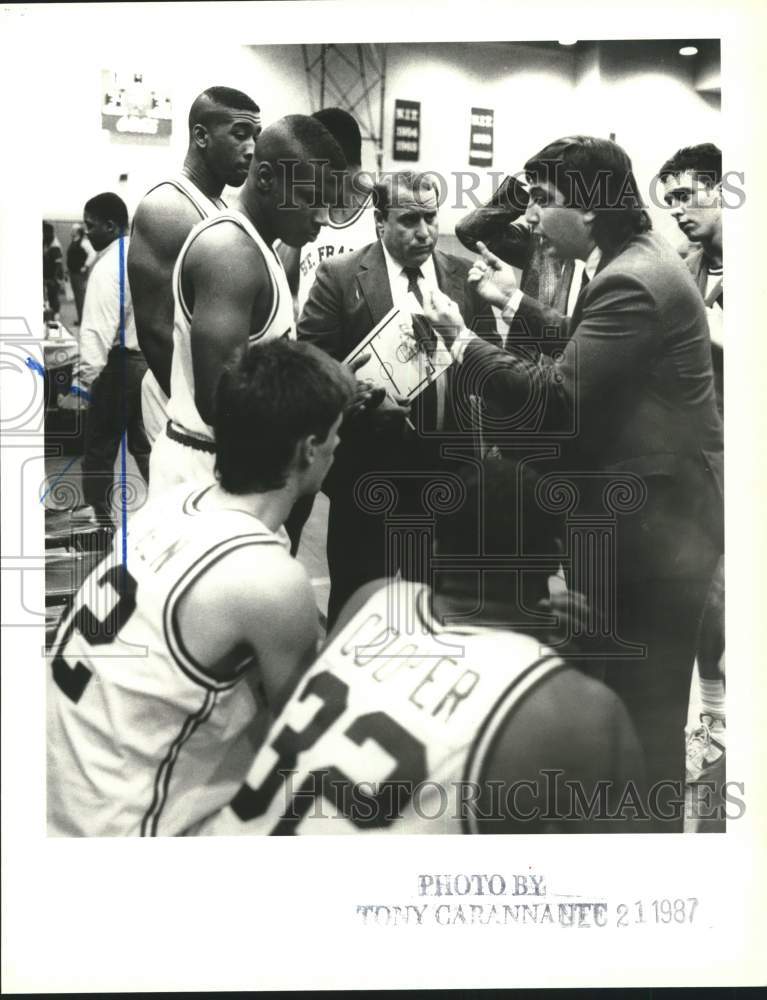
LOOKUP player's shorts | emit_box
[141,370,169,447]
[148,422,216,498]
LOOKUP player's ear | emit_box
[255,161,275,193]
[191,124,209,150]
[295,435,315,471]
[374,209,385,239]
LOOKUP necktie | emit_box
[403,266,424,307]
[401,266,446,432]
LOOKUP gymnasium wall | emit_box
[42,42,309,220]
[44,39,719,249]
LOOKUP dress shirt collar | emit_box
[584,245,602,281]
[380,239,438,293]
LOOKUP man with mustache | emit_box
[298,170,497,627]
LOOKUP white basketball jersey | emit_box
[47,482,289,837]
[139,175,227,438]
[191,580,563,836]
[296,195,375,315]
[167,210,295,439]
[143,173,228,218]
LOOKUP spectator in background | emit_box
[66,223,96,326]
[660,143,725,785]
[43,221,64,318]
[58,192,150,524]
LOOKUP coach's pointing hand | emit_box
[468,240,519,309]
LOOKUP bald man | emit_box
[128,86,262,445]
[147,114,347,495]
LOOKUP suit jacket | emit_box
[298,239,498,485]
[462,230,724,582]
[299,238,496,362]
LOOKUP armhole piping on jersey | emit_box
[460,653,565,835]
[327,193,374,231]
[143,178,212,221]
[415,584,507,637]
[248,244,279,343]
[140,689,217,837]
[182,482,217,516]
[175,213,248,325]
[163,533,281,691]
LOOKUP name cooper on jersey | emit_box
[335,605,481,723]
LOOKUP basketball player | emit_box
[47,340,355,837]
[278,107,376,318]
[147,115,347,496]
[278,107,376,553]
[660,144,725,783]
[128,86,262,444]
[191,461,646,836]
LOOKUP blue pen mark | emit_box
[26,355,92,401]
[39,455,79,505]
[119,231,128,569]
[25,355,45,378]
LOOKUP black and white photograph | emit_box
[2,1,765,992]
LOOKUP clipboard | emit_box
[343,306,452,402]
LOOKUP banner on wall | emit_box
[392,99,420,161]
[101,70,173,138]
[469,107,494,167]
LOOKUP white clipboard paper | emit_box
[343,306,452,401]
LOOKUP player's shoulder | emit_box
[196,531,308,606]
[185,215,265,273]
[133,182,203,233]
[476,663,636,779]
[529,664,629,723]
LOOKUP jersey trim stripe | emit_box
[174,213,281,338]
[414,584,516,637]
[327,194,373,231]
[163,533,282,691]
[143,177,226,220]
[182,483,216,516]
[461,653,564,835]
[140,690,218,836]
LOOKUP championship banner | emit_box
[469,107,494,167]
[101,70,173,138]
[392,99,420,161]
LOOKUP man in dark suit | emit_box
[424,137,723,829]
[298,170,497,627]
